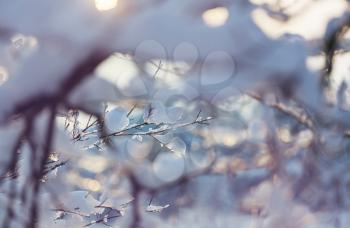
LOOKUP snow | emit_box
[146,204,170,213]
[1,0,350,227]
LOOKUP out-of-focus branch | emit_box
[2,49,110,125]
[323,12,350,87]
[247,92,314,129]
[0,46,111,228]
[28,105,56,228]
[127,152,216,228]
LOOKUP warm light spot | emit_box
[85,179,101,192]
[212,159,227,173]
[66,172,101,192]
[278,127,292,143]
[255,153,272,167]
[202,7,229,27]
[229,158,246,172]
[223,135,238,147]
[78,155,109,173]
[0,66,9,85]
[297,130,313,148]
[95,0,118,11]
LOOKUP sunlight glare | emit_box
[202,7,229,28]
[95,0,118,11]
